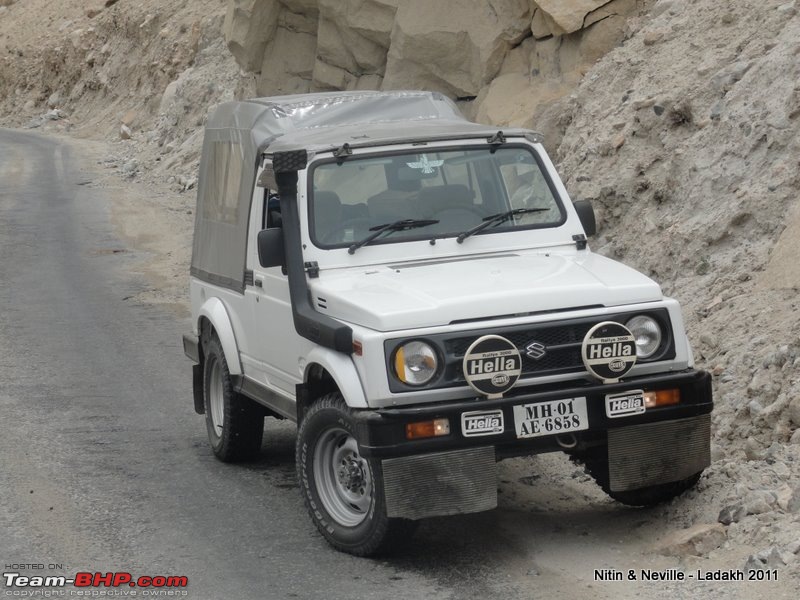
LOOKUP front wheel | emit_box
[296,393,416,556]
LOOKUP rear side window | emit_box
[202,142,242,224]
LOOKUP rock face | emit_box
[222,0,645,130]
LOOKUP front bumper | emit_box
[353,369,712,459]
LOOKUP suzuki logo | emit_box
[525,341,547,360]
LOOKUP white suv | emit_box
[183,91,713,556]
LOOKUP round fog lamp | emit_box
[625,315,662,359]
[393,341,438,386]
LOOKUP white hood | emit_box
[310,251,662,332]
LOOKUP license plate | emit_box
[461,409,504,437]
[513,397,588,439]
[605,390,645,418]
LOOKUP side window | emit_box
[202,141,241,224]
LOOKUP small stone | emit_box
[653,104,665,116]
[710,101,724,120]
[718,504,746,525]
[46,91,61,108]
[744,547,785,571]
[790,429,800,445]
[612,133,625,150]
[777,3,797,17]
[121,160,138,175]
[786,541,800,555]
[23,99,36,112]
[643,30,665,46]
[710,442,725,462]
[119,124,132,140]
[786,488,800,513]
[700,334,719,349]
[654,523,727,557]
[633,97,656,110]
[86,8,102,18]
[745,438,765,461]
[45,109,65,121]
[787,397,800,426]
[712,365,724,376]
[743,490,777,515]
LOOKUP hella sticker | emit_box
[462,335,522,398]
[461,409,505,437]
[605,390,646,418]
[581,321,637,383]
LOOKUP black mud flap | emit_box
[192,364,204,415]
[607,414,711,492]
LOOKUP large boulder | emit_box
[315,0,399,79]
[223,0,280,72]
[534,0,615,35]
[257,25,317,95]
[383,0,533,97]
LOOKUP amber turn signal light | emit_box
[644,388,680,408]
[405,419,451,440]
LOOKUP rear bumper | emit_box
[353,369,712,459]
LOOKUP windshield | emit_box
[309,145,565,248]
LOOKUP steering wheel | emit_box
[320,218,374,244]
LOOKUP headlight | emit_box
[625,315,663,359]
[393,341,438,386]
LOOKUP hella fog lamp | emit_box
[625,315,663,359]
[393,341,438,386]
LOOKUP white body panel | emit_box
[308,249,661,332]
[190,136,696,412]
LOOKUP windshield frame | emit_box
[305,143,567,251]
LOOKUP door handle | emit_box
[255,279,263,288]
[254,275,265,288]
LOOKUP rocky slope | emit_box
[0,0,798,585]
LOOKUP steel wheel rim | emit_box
[208,358,224,435]
[313,427,373,527]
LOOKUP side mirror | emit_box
[257,228,285,269]
[573,200,596,237]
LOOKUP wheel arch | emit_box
[198,297,242,376]
[299,348,368,421]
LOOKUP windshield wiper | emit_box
[348,219,439,254]
[456,208,549,244]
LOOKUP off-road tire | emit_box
[296,392,417,556]
[575,448,703,507]
[203,335,264,462]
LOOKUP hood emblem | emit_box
[525,341,547,360]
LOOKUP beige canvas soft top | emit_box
[191,90,537,292]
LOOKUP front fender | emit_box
[198,297,242,376]
[305,347,368,409]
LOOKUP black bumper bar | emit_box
[353,369,713,458]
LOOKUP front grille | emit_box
[384,308,675,393]
[446,321,594,380]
